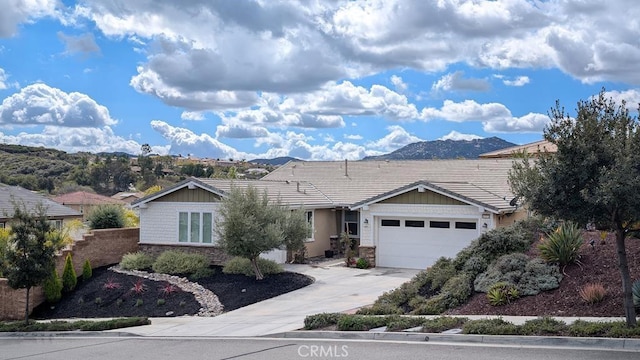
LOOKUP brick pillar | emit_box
[358,245,376,267]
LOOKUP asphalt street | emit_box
[1,337,638,360]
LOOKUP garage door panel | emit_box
[377,217,478,269]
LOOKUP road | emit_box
[0,337,637,360]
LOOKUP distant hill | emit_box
[249,156,301,166]
[363,137,517,161]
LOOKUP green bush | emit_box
[61,253,77,292]
[120,251,154,271]
[567,320,615,337]
[356,303,404,315]
[356,258,369,269]
[474,254,562,296]
[425,257,457,290]
[421,317,468,333]
[520,317,568,336]
[412,293,450,315]
[0,317,150,332]
[632,280,640,309]
[87,204,126,229]
[43,269,63,303]
[0,228,10,277]
[462,318,520,335]
[152,250,211,278]
[304,313,346,330]
[386,316,427,331]
[222,257,283,277]
[538,222,583,266]
[440,273,473,307]
[336,315,390,331]
[81,259,92,281]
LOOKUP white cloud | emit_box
[483,113,550,133]
[150,120,246,159]
[343,134,363,140]
[432,71,490,92]
[0,0,58,38]
[0,68,8,90]
[502,76,530,87]
[0,83,117,127]
[390,75,408,93]
[602,89,640,110]
[0,126,154,154]
[180,111,205,121]
[367,125,422,151]
[57,31,100,56]
[215,122,270,139]
[439,131,483,141]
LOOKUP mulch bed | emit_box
[32,266,314,319]
[447,231,640,317]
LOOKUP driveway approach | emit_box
[117,263,418,337]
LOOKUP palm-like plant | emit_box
[538,222,584,266]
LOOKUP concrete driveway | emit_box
[117,263,418,337]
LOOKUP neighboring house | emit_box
[132,159,526,270]
[479,139,557,159]
[52,191,125,221]
[0,184,82,230]
[111,191,145,205]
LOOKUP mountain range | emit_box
[362,137,517,161]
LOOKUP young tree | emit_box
[215,186,310,280]
[510,90,640,327]
[4,204,56,324]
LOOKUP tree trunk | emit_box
[615,227,637,327]
[24,286,30,325]
[250,257,264,280]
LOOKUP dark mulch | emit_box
[447,231,640,317]
[197,268,314,311]
[32,267,200,319]
[32,266,314,319]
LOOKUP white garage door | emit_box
[377,218,479,269]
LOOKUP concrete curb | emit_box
[0,331,140,338]
[269,331,640,351]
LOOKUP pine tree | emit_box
[61,253,77,292]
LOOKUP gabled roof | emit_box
[0,184,82,219]
[131,177,334,208]
[262,159,517,212]
[479,140,557,158]
[52,191,125,206]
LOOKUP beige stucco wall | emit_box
[304,208,333,258]
[495,209,529,228]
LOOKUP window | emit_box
[344,210,359,236]
[429,221,450,229]
[405,220,425,228]
[305,210,314,242]
[0,222,5,229]
[178,212,214,243]
[48,220,63,231]
[455,221,477,230]
[381,219,400,227]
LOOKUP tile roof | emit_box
[262,159,518,212]
[479,139,557,158]
[52,191,125,206]
[0,184,82,219]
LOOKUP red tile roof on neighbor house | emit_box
[52,191,125,206]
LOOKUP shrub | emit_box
[412,293,450,315]
[632,280,640,309]
[87,204,126,229]
[439,273,473,308]
[130,279,146,295]
[0,228,11,277]
[61,254,77,292]
[336,315,389,331]
[567,320,614,337]
[222,257,283,277]
[474,254,562,296]
[486,282,519,306]
[520,317,568,336]
[386,316,427,331]
[134,299,144,307]
[356,258,369,269]
[579,283,606,304]
[120,252,154,271]
[81,259,92,282]
[538,222,583,266]
[421,317,468,333]
[356,303,404,315]
[304,313,346,330]
[157,299,166,306]
[43,269,63,303]
[152,250,211,277]
[103,277,121,290]
[425,257,457,290]
[462,318,520,335]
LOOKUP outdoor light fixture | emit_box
[364,218,369,224]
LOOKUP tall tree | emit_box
[4,203,56,324]
[215,186,310,280]
[510,90,640,327]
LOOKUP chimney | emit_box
[344,159,348,177]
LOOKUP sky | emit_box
[0,1,639,161]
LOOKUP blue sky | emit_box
[1,1,639,161]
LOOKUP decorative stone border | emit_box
[109,266,223,317]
